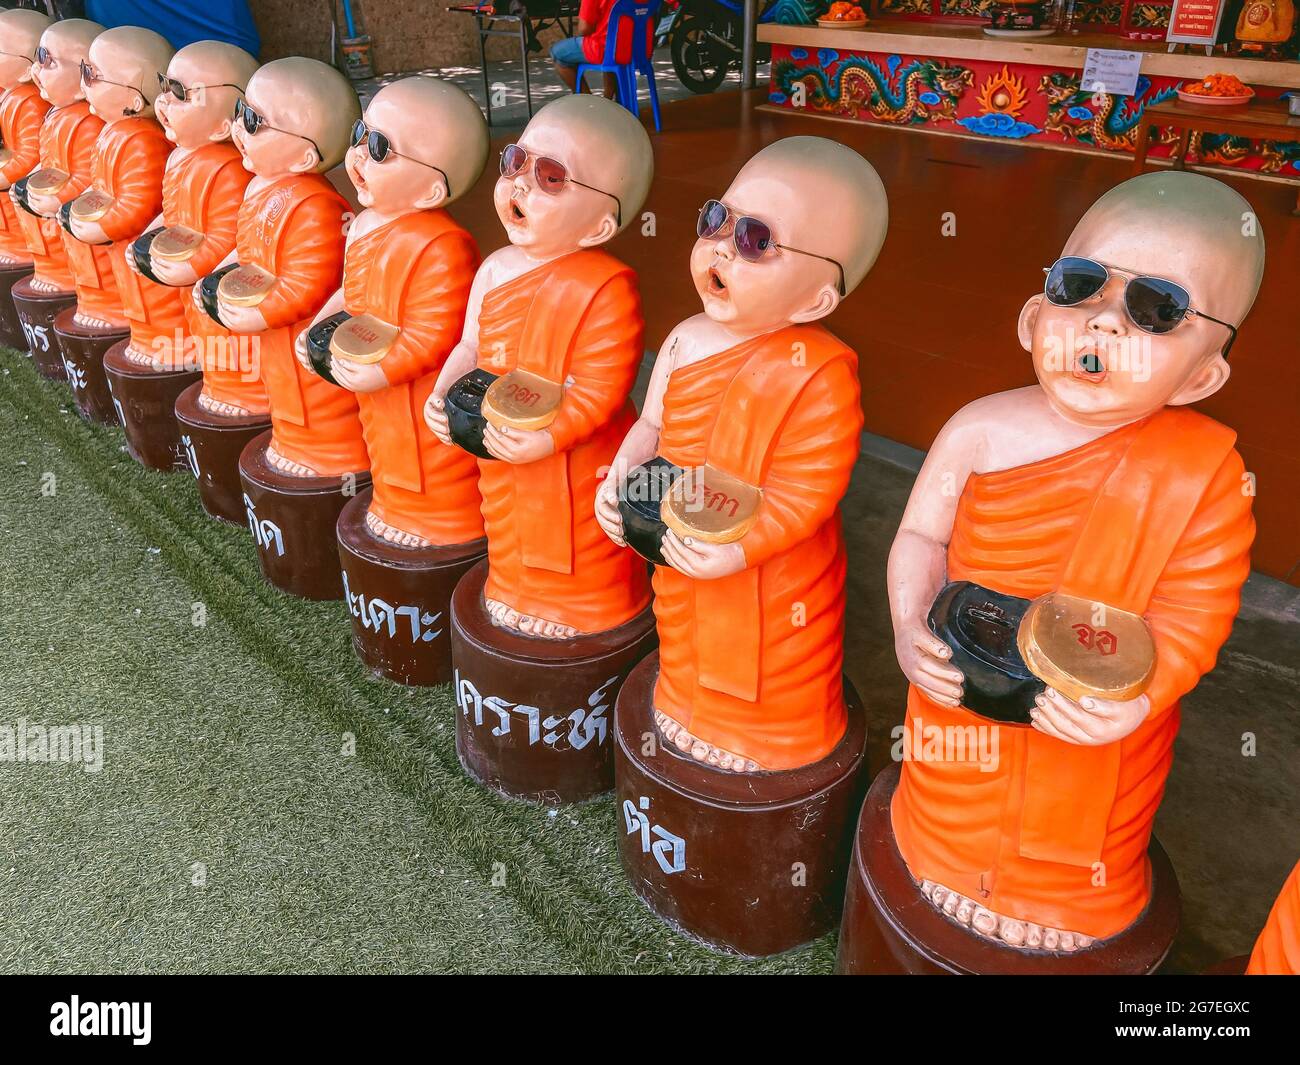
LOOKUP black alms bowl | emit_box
[927,580,1044,725]
[618,457,684,565]
[130,227,165,284]
[198,263,241,324]
[445,368,499,461]
[305,311,351,385]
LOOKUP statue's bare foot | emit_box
[265,442,320,478]
[123,342,165,369]
[484,596,579,640]
[29,277,67,295]
[365,509,431,549]
[654,709,763,772]
[197,391,253,419]
[72,310,121,331]
[918,879,1094,953]
[0,253,30,268]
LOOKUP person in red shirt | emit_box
[550,0,618,97]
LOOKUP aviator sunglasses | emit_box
[234,98,323,159]
[158,73,243,103]
[499,143,622,227]
[697,199,847,298]
[351,120,452,196]
[79,60,143,96]
[1043,256,1237,359]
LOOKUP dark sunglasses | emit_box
[1044,256,1237,359]
[157,73,243,103]
[234,98,323,160]
[78,60,135,92]
[351,120,451,196]
[35,45,53,68]
[499,143,621,228]
[697,199,847,299]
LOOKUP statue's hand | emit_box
[69,215,108,245]
[594,476,625,546]
[895,621,964,708]
[660,531,745,580]
[483,422,555,464]
[424,390,452,445]
[151,257,198,288]
[217,300,269,335]
[293,329,313,373]
[27,190,60,217]
[330,357,387,393]
[1030,689,1150,746]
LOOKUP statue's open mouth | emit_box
[1072,349,1107,381]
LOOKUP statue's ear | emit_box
[789,282,840,324]
[1017,293,1043,353]
[413,177,447,211]
[287,145,320,174]
[1169,353,1231,406]
[209,117,233,143]
[577,211,618,248]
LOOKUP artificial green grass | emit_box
[0,345,833,974]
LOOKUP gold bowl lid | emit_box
[216,263,277,307]
[482,368,563,431]
[1017,592,1156,704]
[328,313,400,365]
[69,188,115,223]
[660,464,762,545]
[151,225,204,262]
[26,167,70,194]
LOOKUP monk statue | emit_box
[205,56,365,479]
[147,40,259,408]
[14,17,101,295]
[887,171,1260,953]
[60,26,174,333]
[425,94,652,641]
[297,76,485,549]
[1247,860,1299,975]
[20,18,104,307]
[0,6,51,267]
[594,137,881,772]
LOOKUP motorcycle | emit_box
[665,0,778,94]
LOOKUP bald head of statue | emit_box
[85,25,174,119]
[235,57,360,177]
[494,93,654,259]
[157,40,258,148]
[32,18,103,108]
[1020,171,1266,428]
[347,76,487,213]
[0,7,50,89]
[692,136,889,333]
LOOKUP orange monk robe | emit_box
[66,116,171,327]
[165,143,264,412]
[653,325,862,771]
[235,175,366,475]
[17,100,100,291]
[344,211,483,545]
[1247,861,1300,975]
[0,81,49,261]
[891,409,1254,942]
[475,250,649,633]
[100,117,186,363]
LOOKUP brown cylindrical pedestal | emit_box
[174,381,272,525]
[103,341,203,472]
[835,763,1181,974]
[615,654,868,957]
[12,278,76,380]
[450,559,657,805]
[238,429,371,600]
[53,308,128,424]
[337,490,487,687]
[0,261,33,351]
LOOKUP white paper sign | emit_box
[1081,49,1144,98]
